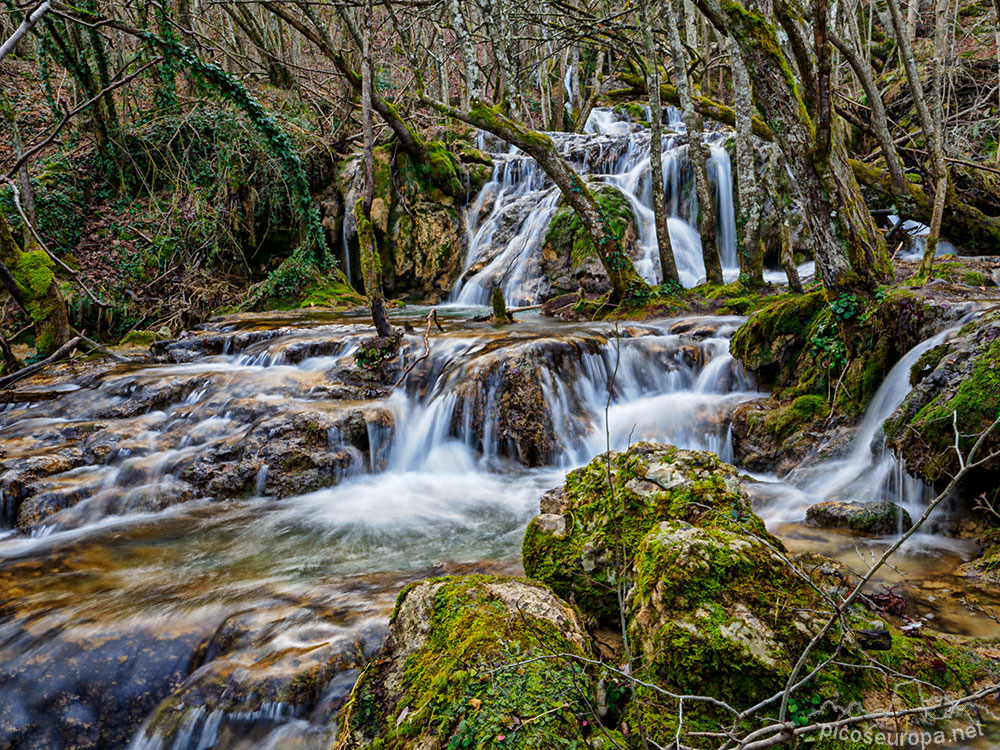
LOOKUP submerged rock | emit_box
[132,605,386,750]
[805,500,913,535]
[336,575,617,749]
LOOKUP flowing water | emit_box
[0,112,995,747]
[453,107,741,305]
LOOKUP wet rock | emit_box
[133,605,386,750]
[806,500,913,535]
[731,396,853,475]
[452,350,558,467]
[180,404,394,499]
[337,575,615,750]
[954,545,1000,587]
[541,184,643,299]
[0,448,84,526]
[885,309,1000,498]
[0,619,213,750]
[523,442,772,624]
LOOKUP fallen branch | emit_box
[0,335,80,391]
[0,0,52,63]
[389,310,435,390]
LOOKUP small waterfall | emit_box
[453,107,740,305]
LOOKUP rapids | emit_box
[0,305,995,749]
[0,109,993,748]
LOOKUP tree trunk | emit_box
[0,211,69,356]
[358,1,393,339]
[696,0,892,296]
[828,29,907,195]
[664,0,723,284]
[641,0,680,285]
[574,49,604,134]
[918,0,953,276]
[730,39,763,287]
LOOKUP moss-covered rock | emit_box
[729,290,827,391]
[521,443,998,748]
[884,310,1000,497]
[805,500,913,535]
[731,288,946,418]
[333,135,492,303]
[730,395,845,474]
[541,185,642,298]
[522,443,774,625]
[337,575,616,750]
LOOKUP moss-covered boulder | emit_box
[522,443,774,625]
[337,575,617,750]
[806,500,913,535]
[731,288,947,418]
[541,184,642,298]
[730,394,843,474]
[885,310,1000,498]
[522,443,999,748]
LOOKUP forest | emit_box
[1,0,1000,747]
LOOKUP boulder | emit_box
[541,184,643,298]
[805,500,913,535]
[336,575,619,750]
[522,443,773,625]
[521,443,1000,747]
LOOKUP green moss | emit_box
[344,576,599,749]
[544,185,637,269]
[119,329,171,346]
[963,270,986,287]
[522,445,776,625]
[886,334,1000,483]
[910,343,948,386]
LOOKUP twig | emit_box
[389,310,435,390]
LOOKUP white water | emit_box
[755,325,964,529]
[452,108,740,305]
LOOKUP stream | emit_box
[1,109,996,749]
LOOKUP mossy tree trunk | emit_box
[357,0,393,340]
[0,211,69,356]
[729,39,764,287]
[695,0,892,297]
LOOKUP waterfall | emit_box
[453,107,740,305]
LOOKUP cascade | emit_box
[452,107,740,305]
[0,305,981,750]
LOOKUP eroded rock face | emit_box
[806,500,913,535]
[885,310,1000,497]
[337,575,617,750]
[451,350,558,467]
